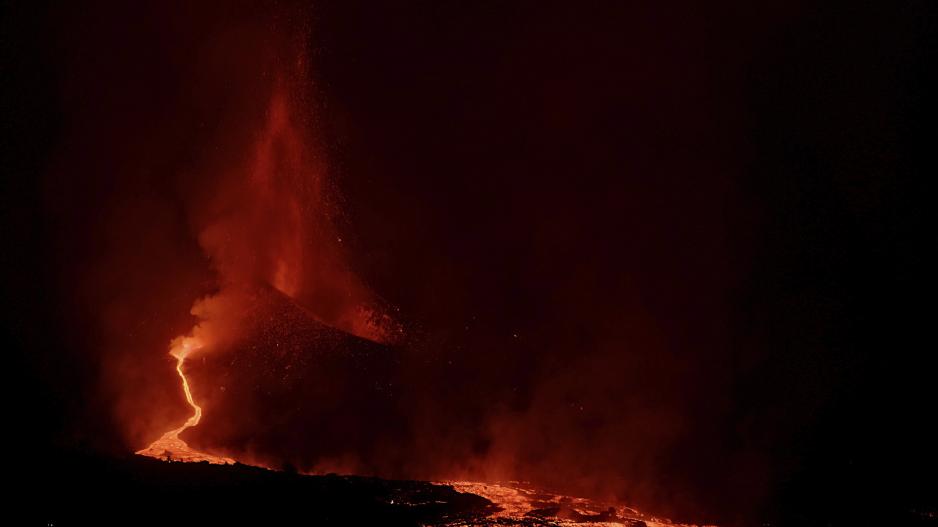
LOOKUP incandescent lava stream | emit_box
[136,336,233,465]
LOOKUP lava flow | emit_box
[443,481,705,527]
[136,335,233,464]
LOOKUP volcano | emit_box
[11,1,936,525]
[138,285,401,471]
[129,286,702,526]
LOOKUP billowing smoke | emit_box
[43,1,395,456]
[189,71,396,345]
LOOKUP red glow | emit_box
[136,336,232,464]
[136,35,397,467]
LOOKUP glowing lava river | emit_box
[441,481,709,527]
[135,336,233,464]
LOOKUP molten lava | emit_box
[136,336,233,464]
[443,481,704,527]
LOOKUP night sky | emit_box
[3,1,936,525]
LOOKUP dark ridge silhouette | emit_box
[183,284,404,472]
[41,449,495,526]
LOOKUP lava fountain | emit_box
[132,24,392,466]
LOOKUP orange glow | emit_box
[442,481,706,527]
[134,27,397,468]
[136,336,233,464]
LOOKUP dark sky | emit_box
[3,1,936,525]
